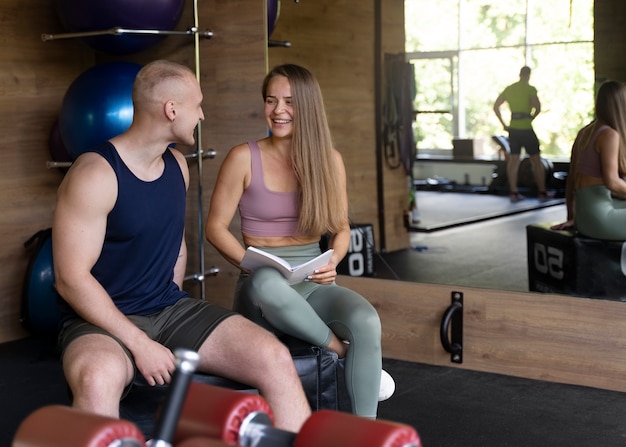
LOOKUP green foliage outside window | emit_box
[406,0,594,160]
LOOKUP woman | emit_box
[205,64,393,418]
[551,80,626,240]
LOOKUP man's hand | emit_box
[132,338,177,386]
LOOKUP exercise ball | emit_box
[21,229,61,335]
[267,0,280,37]
[48,118,72,163]
[54,0,185,55]
[59,61,142,160]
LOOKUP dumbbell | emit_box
[12,405,146,447]
[149,349,200,447]
[12,406,236,447]
[294,410,421,447]
[175,383,421,447]
[13,348,202,447]
[173,381,276,445]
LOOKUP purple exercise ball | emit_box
[267,0,280,37]
[54,0,185,55]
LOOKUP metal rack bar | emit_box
[46,149,216,170]
[41,26,213,42]
[190,0,209,300]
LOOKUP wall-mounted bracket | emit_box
[440,291,463,363]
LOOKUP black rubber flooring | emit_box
[379,358,626,447]
[3,336,626,447]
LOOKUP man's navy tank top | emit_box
[67,142,188,318]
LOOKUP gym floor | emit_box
[375,192,568,292]
[3,198,626,446]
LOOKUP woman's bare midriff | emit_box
[243,234,320,248]
[576,173,604,190]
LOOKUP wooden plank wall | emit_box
[379,0,415,253]
[268,0,410,253]
[338,276,626,394]
[0,1,94,342]
[594,0,626,82]
[0,0,266,342]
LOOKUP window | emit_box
[406,0,594,160]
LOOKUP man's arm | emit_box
[493,94,508,130]
[53,153,130,330]
[53,153,175,385]
[173,231,187,289]
[530,93,541,120]
[170,149,190,290]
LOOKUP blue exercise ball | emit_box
[54,0,185,55]
[59,61,142,160]
[21,229,61,335]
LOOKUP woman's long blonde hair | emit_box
[262,64,347,236]
[592,80,626,175]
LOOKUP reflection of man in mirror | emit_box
[493,66,549,203]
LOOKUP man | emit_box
[52,60,311,432]
[493,66,548,202]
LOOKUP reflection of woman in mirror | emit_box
[551,80,626,240]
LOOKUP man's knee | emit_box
[64,336,131,399]
[254,335,297,375]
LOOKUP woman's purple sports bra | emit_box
[238,140,300,237]
[577,124,610,178]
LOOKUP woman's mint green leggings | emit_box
[233,243,382,418]
[575,184,626,240]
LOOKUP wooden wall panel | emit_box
[338,276,626,394]
[268,0,410,253]
[0,0,93,342]
[594,0,626,82]
[379,0,411,252]
[0,0,266,343]
[191,0,268,308]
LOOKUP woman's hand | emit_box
[306,262,337,284]
[550,220,574,231]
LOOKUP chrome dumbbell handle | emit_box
[148,348,200,447]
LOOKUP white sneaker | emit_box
[379,369,395,401]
